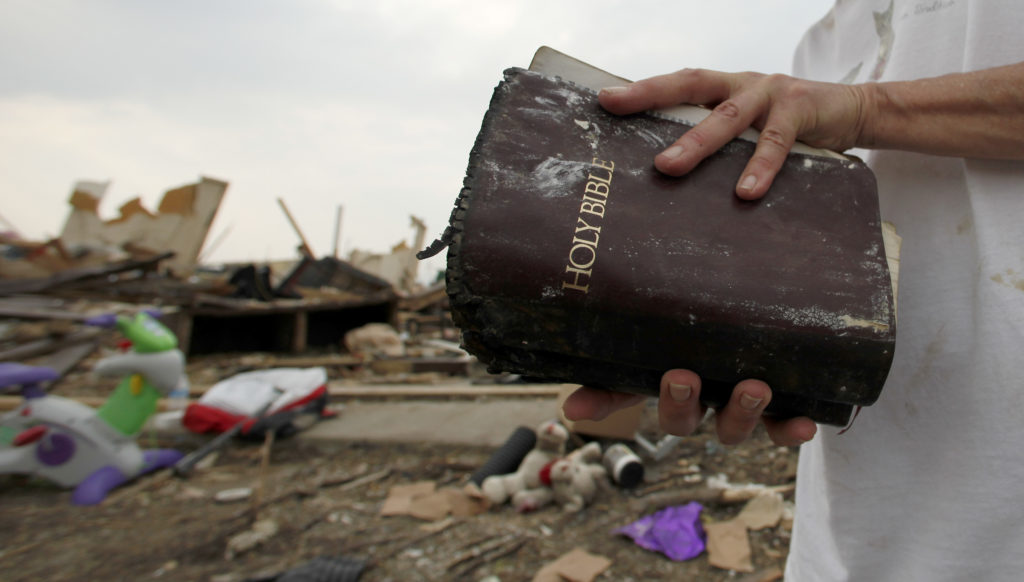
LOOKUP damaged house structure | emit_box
[0,177,453,359]
[60,177,228,275]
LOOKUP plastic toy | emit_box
[0,312,185,505]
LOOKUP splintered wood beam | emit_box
[0,328,102,362]
[276,198,315,258]
[332,205,344,259]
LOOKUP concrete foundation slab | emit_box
[297,398,561,448]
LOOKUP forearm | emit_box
[858,62,1024,159]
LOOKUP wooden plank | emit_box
[182,383,561,399]
[0,384,564,412]
[292,311,308,353]
[327,384,564,398]
[369,357,472,376]
[277,198,315,257]
[0,307,92,321]
[0,252,174,296]
[0,395,106,410]
[36,340,101,384]
[173,311,194,356]
[0,328,103,362]
[0,395,200,412]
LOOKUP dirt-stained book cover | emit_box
[421,51,898,426]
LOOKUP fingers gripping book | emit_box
[420,47,900,426]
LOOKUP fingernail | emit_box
[740,393,763,410]
[669,382,692,402]
[661,145,685,160]
[738,174,758,193]
[599,85,629,96]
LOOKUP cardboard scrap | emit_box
[532,547,612,582]
[704,519,754,573]
[700,491,786,573]
[445,485,488,518]
[380,481,436,516]
[380,481,487,520]
[406,490,451,521]
[736,491,785,531]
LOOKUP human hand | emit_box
[598,69,868,199]
[562,369,817,446]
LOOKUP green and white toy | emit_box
[0,311,186,505]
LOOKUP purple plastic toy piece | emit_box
[72,465,128,505]
[36,432,76,466]
[0,363,59,398]
[141,448,185,472]
[83,313,118,328]
[70,449,184,506]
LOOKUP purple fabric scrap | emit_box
[613,502,706,561]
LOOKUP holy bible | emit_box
[420,49,898,426]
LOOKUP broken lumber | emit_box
[0,328,102,362]
[446,533,527,579]
[632,484,796,513]
[327,384,564,398]
[277,198,315,258]
[0,252,174,296]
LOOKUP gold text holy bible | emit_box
[420,49,898,426]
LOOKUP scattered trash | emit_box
[737,491,786,531]
[532,547,611,582]
[214,487,253,504]
[470,425,536,486]
[0,177,799,580]
[614,502,707,562]
[701,490,787,573]
[602,443,644,488]
[225,518,279,560]
[182,367,329,438]
[704,518,755,573]
[380,480,488,521]
[481,420,567,511]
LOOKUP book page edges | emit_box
[882,221,902,322]
[528,46,846,160]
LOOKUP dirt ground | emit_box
[0,393,797,582]
[0,340,797,582]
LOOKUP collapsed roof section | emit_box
[60,177,228,274]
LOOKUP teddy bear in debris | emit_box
[481,419,568,509]
[511,440,610,513]
[550,441,609,512]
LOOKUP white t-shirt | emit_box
[788,1,1024,580]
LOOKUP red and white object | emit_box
[183,368,328,434]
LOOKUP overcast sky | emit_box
[0,0,831,283]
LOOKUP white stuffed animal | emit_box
[481,420,568,506]
[550,441,608,512]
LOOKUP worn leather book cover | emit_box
[421,60,897,426]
